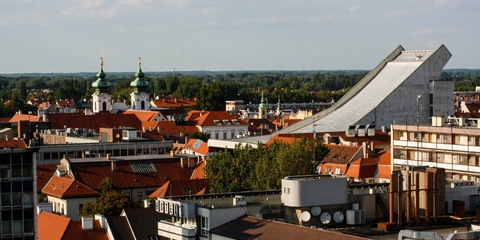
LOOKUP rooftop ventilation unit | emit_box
[346,125,356,137]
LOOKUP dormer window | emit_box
[222,120,230,125]
[232,119,239,125]
[213,120,222,126]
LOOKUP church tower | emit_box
[91,57,112,113]
[130,57,150,110]
[258,91,267,119]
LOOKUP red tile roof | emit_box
[151,97,196,108]
[122,110,159,122]
[38,211,108,240]
[46,112,142,132]
[210,215,369,240]
[37,164,59,192]
[38,211,71,240]
[8,113,42,122]
[42,175,99,198]
[0,139,27,148]
[186,111,248,127]
[148,178,209,198]
[186,139,209,155]
[70,159,195,191]
[190,160,206,179]
[321,145,361,164]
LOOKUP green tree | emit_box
[205,138,329,192]
[189,132,211,142]
[80,177,136,216]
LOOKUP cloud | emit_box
[307,15,335,22]
[413,28,435,36]
[200,7,220,16]
[413,27,471,36]
[262,16,290,24]
[349,5,359,12]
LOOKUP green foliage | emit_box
[80,177,136,216]
[205,138,329,193]
[189,132,211,142]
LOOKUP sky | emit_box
[1,0,480,74]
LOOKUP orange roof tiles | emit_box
[38,211,71,240]
[190,160,206,179]
[151,97,196,108]
[122,110,159,122]
[187,111,247,127]
[0,139,27,148]
[38,211,108,240]
[186,139,209,155]
[8,113,42,122]
[148,178,209,198]
[42,175,99,198]
[37,164,58,192]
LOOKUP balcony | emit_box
[158,220,196,239]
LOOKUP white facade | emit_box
[130,92,150,110]
[391,123,480,181]
[47,195,97,221]
[198,125,249,140]
[92,92,112,113]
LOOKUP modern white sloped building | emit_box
[224,45,454,146]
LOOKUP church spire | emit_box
[92,57,110,94]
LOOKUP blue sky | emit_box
[1,0,479,73]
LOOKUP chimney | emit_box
[170,150,175,157]
[106,153,110,160]
[111,161,116,172]
[362,142,368,158]
[81,216,93,230]
[370,142,375,152]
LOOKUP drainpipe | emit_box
[415,172,420,223]
[389,173,394,223]
[433,172,437,221]
[426,171,430,223]
[397,173,403,225]
[406,173,411,224]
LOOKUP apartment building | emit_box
[391,117,480,181]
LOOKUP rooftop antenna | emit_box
[416,94,421,166]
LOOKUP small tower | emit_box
[258,91,267,119]
[130,57,150,110]
[91,57,112,113]
[276,96,282,116]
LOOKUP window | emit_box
[326,167,332,174]
[200,216,209,236]
[222,120,230,125]
[335,168,341,175]
[316,166,322,174]
[79,204,84,212]
[232,119,239,125]
[137,192,143,202]
[125,192,130,199]
[213,120,221,126]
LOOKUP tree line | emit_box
[204,138,329,193]
[0,69,479,117]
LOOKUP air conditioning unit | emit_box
[346,209,366,225]
[233,195,247,206]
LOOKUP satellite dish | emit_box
[310,206,321,216]
[301,211,311,222]
[333,211,344,223]
[320,212,331,224]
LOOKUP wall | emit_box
[281,176,348,207]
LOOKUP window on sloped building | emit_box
[335,168,341,175]
[326,166,331,174]
[200,216,209,237]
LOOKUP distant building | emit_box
[225,100,244,112]
[130,58,150,110]
[91,58,112,113]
